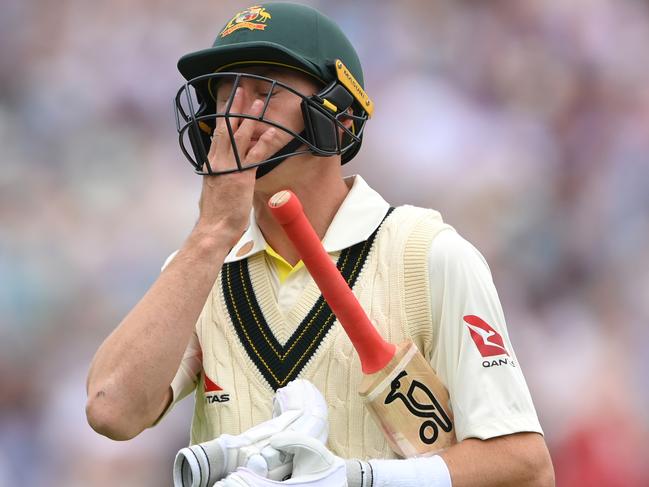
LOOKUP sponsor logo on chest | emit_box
[204,373,230,404]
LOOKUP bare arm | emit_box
[441,432,555,487]
[85,225,236,440]
[85,88,285,440]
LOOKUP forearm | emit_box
[440,433,554,487]
[347,433,553,487]
[86,224,235,439]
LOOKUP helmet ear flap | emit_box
[301,101,338,152]
[318,82,354,111]
[301,81,355,154]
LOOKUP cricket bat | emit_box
[268,190,456,457]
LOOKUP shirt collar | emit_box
[224,174,390,263]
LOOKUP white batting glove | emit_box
[273,378,328,443]
[173,380,329,487]
[213,432,347,487]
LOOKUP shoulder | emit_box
[384,204,449,237]
[389,204,442,221]
[428,228,493,281]
[386,205,487,270]
[429,230,490,266]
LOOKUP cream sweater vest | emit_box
[191,205,453,460]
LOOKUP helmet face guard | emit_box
[173,71,369,176]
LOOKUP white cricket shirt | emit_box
[165,175,542,442]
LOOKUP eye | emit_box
[260,90,278,99]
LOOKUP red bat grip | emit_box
[268,190,396,374]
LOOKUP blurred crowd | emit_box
[1,0,648,485]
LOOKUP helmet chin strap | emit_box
[255,131,307,179]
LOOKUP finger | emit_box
[243,453,269,478]
[259,445,293,481]
[227,84,245,133]
[270,432,325,456]
[244,127,290,165]
[270,432,336,476]
[239,410,302,442]
[229,99,265,158]
[274,379,327,414]
[287,415,328,444]
[205,88,246,173]
[209,87,243,159]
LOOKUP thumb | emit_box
[269,432,335,477]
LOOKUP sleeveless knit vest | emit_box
[190,205,453,460]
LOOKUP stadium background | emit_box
[1,0,648,485]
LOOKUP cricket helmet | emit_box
[174,2,373,177]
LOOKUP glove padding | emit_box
[214,432,347,487]
[272,378,328,443]
[173,380,328,487]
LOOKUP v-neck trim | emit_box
[249,252,323,345]
[220,208,394,391]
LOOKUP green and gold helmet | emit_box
[174,2,373,177]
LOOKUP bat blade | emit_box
[268,190,456,456]
[359,341,455,457]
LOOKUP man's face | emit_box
[213,66,321,154]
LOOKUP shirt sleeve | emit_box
[428,230,543,441]
[153,330,202,425]
[171,330,202,403]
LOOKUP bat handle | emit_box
[268,190,396,374]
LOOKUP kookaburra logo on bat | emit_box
[385,371,453,444]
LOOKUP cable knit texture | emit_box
[190,205,454,460]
